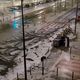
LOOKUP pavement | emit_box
[20,22,80,80]
[27,23,80,80]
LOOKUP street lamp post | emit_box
[69,47,72,59]
[74,0,78,34]
[54,2,57,15]
[71,0,73,7]
[21,0,27,80]
[60,0,62,12]
[64,0,66,10]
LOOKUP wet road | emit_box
[0,7,79,42]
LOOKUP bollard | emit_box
[41,56,46,75]
[17,73,19,80]
[72,72,74,80]
[56,67,58,79]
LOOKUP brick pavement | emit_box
[57,58,80,79]
[28,23,80,80]
[47,23,80,80]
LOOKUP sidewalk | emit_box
[27,23,80,80]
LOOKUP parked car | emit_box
[52,35,69,48]
[24,4,30,8]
